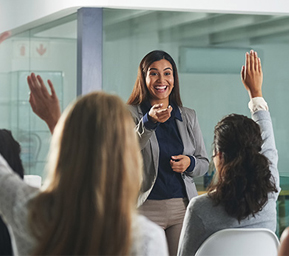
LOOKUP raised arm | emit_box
[242,50,280,197]
[27,73,61,134]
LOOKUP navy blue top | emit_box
[141,101,195,200]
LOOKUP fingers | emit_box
[241,65,245,81]
[170,155,190,173]
[27,73,54,98]
[0,31,11,44]
[151,104,164,110]
[248,50,254,71]
[257,55,262,73]
[36,75,50,97]
[250,50,254,71]
[29,73,41,96]
[171,155,182,161]
[170,159,183,173]
[247,50,260,72]
[255,52,259,72]
[47,80,58,99]
[156,105,172,116]
[155,105,172,122]
[29,93,37,113]
[27,75,33,92]
[254,52,258,71]
[246,52,250,71]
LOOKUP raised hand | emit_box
[0,31,11,44]
[27,73,61,133]
[170,155,191,173]
[241,50,263,99]
[148,104,173,123]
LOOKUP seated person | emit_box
[0,90,168,255]
[177,50,280,256]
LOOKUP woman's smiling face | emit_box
[145,59,174,106]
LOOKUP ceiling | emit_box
[32,9,289,46]
[103,9,289,46]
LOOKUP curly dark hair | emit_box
[208,114,277,222]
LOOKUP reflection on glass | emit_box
[0,15,77,179]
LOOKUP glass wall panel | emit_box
[102,9,289,236]
[0,14,77,179]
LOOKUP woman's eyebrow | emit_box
[148,67,172,71]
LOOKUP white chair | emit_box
[195,228,280,256]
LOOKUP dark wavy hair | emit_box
[208,114,277,222]
[0,129,24,255]
[127,50,182,106]
[0,129,24,178]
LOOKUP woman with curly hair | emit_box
[177,50,280,256]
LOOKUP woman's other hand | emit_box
[170,155,191,173]
[148,104,172,123]
[27,73,61,134]
[241,50,263,99]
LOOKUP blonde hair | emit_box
[28,92,142,255]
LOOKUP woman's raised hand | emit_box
[241,50,263,99]
[27,73,61,133]
[148,104,173,123]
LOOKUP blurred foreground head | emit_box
[30,91,142,255]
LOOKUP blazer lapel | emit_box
[136,105,159,173]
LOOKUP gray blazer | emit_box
[128,105,209,206]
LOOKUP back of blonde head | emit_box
[29,92,142,255]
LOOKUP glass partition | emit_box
[0,14,77,178]
[0,7,288,237]
[102,9,289,236]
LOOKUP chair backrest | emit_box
[195,228,280,256]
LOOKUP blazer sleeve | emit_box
[128,105,155,150]
[183,108,209,178]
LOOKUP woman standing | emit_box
[127,50,209,255]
